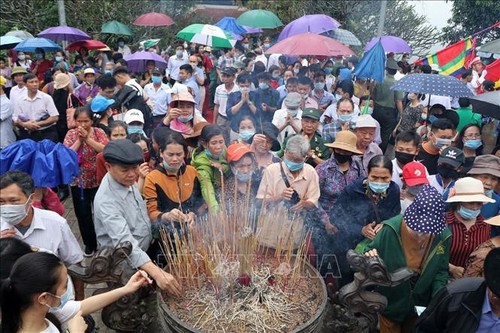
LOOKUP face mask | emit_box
[395,151,415,166]
[162,161,179,173]
[232,168,253,183]
[287,108,299,117]
[55,56,63,62]
[242,43,249,49]
[127,125,145,135]
[118,42,125,47]
[421,113,428,121]
[458,206,481,220]
[335,93,343,101]
[314,82,325,90]
[259,82,269,90]
[104,70,112,75]
[485,189,494,197]
[18,54,26,61]
[433,138,452,150]
[464,139,482,150]
[368,181,390,193]
[240,87,249,93]
[400,198,413,214]
[1,195,32,226]
[338,114,352,123]
[151,76,162,84]
[178,114,193,123]
[264,43,271,48]
[176,50,184,58]
[324,68,333,74]
[293,68,300,74]
[334,153,352,164]
[428,115,438,124]
[36,53,44,60]
[205,148,217,160]
[239,130,255,142]
[437,164,459,179]
[366,107,374,115]
[284,158,304,172]
[272,74,280,79]
[46,278,73,310]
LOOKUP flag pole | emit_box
[470,21,500,38]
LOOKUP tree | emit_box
[442,0,500,43]
[0,0,59,36]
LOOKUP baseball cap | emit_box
[226,142,254,163]
[355,115,377,129]
[123,109,145,124]
[284,92,301,108]
[83,68,96,75]
[438,147,465,168]
[301,108,320,121]
[402,161,429,186]
[221,67,236,76]
[91,95,115,113]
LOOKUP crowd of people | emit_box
[0,35,499,333]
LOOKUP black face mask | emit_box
[437,164,459,179]
[334,153,352,164]
[395,151,415,166]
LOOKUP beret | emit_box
[103,139,143,166]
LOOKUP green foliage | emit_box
[442,0,500,43]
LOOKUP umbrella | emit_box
[469,91,500,119]
[14,37,62,52]
[242,25,263,34]
[355,39,386,83]
[390,73,474,98]
[278,14,341,41]
[0,35,23,50]
[66,39,108,51]
[5,30,34,40]
[215,17,247,36]
[123,51,168,73]
[477,38,500,59]
[133,12,175,27]
[140,39,161,50]
[365,35,412,53]
[0,139,79,188]
[265,33,354,57]
[176,24,236,49]
[38,26,90,42]
[101,20,133,36]
[236,9,283,29]
[324,28,361,46]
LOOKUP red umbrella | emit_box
[265,32,354,57]
[66,39,108,51]
[133,12,175,27]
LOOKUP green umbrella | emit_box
[101,20,133,36]
[177,24,236,49]
[236,9,283,29]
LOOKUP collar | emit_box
[24,90,42,101]
[0,207,44,234]
[107,174,134,199]
[282,162,307,181]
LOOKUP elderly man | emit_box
[13,73,59,142]
[272,92,302,144]
[94,139,180,296]
[353,115,383,174]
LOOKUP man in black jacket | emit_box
[414,247,500,332]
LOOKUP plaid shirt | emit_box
[321,120,356,144]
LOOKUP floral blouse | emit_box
[63,127,108,188]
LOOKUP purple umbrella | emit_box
[365,35,412,53]
[38,26,90,42]
[241,25,263,34]
[124,51,167,73]
[278,14,341,41]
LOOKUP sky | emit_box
[412,0,454,30]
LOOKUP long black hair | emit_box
[193,124,224,157]
[0,252,64,333]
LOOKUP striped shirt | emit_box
[447,211,490,268]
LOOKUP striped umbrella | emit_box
[176,24,236,48]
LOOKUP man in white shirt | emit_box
[117,38,131,56]
[272,92,302,144]
[167,44,188,85]
[144,67,171,128]
[0,76,15,149]
[214,67,239,143]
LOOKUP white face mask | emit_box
[1,194,32,226]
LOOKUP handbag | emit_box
[66,94,77,129]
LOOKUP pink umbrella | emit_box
[265,33,354,57]
[133,12,175,27]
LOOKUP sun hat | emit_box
[83,68,96,76]
[169,92,195,107]
[438,147,465,168]
[123,109,145,124]
[404,185,446,234]
[324,130,362,154]
[468,56,482,69]
[11,66,27,78]
[53,73,71,89]
[91,95,115,113]
[0,76,6,87]
[252,122,281,152]
[467,154,500,178]
[226,142,254,163]
[355,115,377,129]
[284,92,301,109]
[402,161,429,186]
[446,177,496,204]
[484,248,500,297]
[485,215,500,227]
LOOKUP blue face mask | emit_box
[104,70,112,75]
[205,148,216,160]
[464,139,482,150]
[178,114,193,123]
[151,76,162,84]
[259,82,269,90]
[314,82,325,90]
[284,158,304,172]
[47,277,73,310]
[272,74,280,79]
[162,161,179,173]
[338,114,353,123]
[127,125,145,135]
[368,181,390,193]
[433,138,452,150]
[233,169,253,183]
[458,206,481,220]
[239,130,255,142]
[264,43,271,48]
[485,189,494,197]
[55,56,63,62]
[428,115,438,123]
[324,68,333,74]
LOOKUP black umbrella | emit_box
[469,91,500,119]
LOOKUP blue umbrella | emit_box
[14,37,62,52]
[215,17,247,36]
[390,73,474,97]
[0,139,79,187]
[354,39,386,83]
